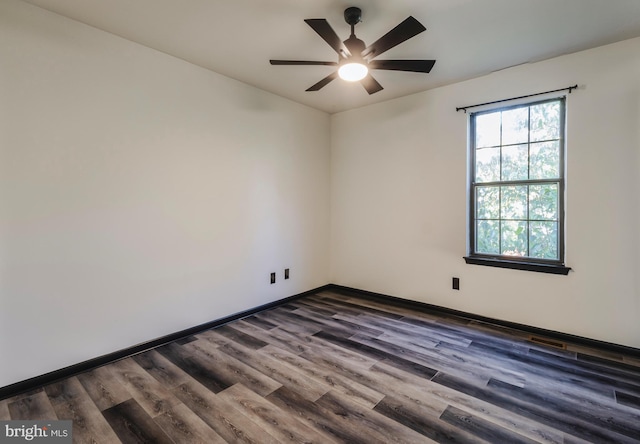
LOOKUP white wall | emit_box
[0,0,331,387]
[331,37,640,348]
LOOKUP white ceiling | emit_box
[20,0,640,114]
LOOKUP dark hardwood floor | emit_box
[2,290,640,443]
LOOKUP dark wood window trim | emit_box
[464,255,571,275]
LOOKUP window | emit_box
[465,98,570,274]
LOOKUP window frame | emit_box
[464,97,571,275]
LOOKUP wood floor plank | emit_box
[260,344,385,409]
[175,335,198,345]
[133,349,192,388]
[494,344,640,396]
[45,376,94,407]
[369,362,565,444]
[329,294,446,321]
[563,434,599,444]
[433,372,639,443]
[8,390,57,420]
[110,357,181,418]
[304,294,376,317]
[316,293,404,320]
[288,305,385,337]
[153,402,226,444]
[506,349,622,400]
[0,399,10,420]
[313,330,438,380]
[46,377,121,443]
[527,345,636,380]
[395,316,478,347]
[289,299,339,317]
[332,314,442,348]
[316,389,438,444]
[616,390,640,410]
[219,383,337,443]
[373,395,484,443]
[218,339,330,401]
[487,378,640,439]
[347,331,456,378]
[156,342,232,394]
[195,328,231,347]
[463,320,531,342]
[568,344,626,362]
[184,338,282,396]
[214,324,269,349]
[623,356,640,367]
[76,365,133,412]
[540,348,640,386]
[232,321,311,355]
[242,315,278,330]
[352,312,473,348]
[172,380,281,444]
[265,386,390,444]
[577,352,640,377]
[439,405,540,444]
[254,309,324,336]
[300,334,380,371]
[103,398,174,444]
[373,332,516,385]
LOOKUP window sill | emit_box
[464,256,571,275]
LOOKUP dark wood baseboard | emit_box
[327,284,640,359]
[0,285,331,401]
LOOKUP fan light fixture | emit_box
[269,7,435,94]
[338,62,368,81]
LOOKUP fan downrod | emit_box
[344,7,362,26]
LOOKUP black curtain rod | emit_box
[456,84,578,113]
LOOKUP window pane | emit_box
[530,184,558,220]
[501,186,527,220]
[477,220,500,254]
[501,144,528,181]
[530,101,560,142]
[530,141,560,179]
[475,147,500,182]
[475,112,501,148]
[501,107,529,145]
[501,221,527,257]
[530,221,558,260]
[476,186,499,219]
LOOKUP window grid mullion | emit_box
[498,111,503,255]
[527,106,531,257]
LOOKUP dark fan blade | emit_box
[369,59,436,73]
[360,74,383,95]
[304,19,351,58]
[306,72,338,91]
[362,16,426,60]
[270,60,338,66]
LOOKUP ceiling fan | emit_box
[270,7,436,95]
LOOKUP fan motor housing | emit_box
[344,35,365,54]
